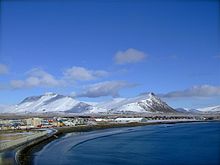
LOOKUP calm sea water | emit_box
[33,122,220,165]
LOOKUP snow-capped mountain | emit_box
[198,105,220,113]
[6,92,93,114]
[98,93,176,114]
[1,92,177,114]
[175,108,200,114]
[175,105,220,114]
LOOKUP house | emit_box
[26,118,42,127]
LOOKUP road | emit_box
[0,128,57,165]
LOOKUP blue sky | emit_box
[0,0,219,109]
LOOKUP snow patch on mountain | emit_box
[96,92,175,113]
[198,105,220,112]
[7,93,81,113]
[175,108,200,114]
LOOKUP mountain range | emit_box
[0,92,219,114]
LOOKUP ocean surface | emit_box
[33,122,220,165]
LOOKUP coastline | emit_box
[16,120,215,165]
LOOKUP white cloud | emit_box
[10,68,64,89]
[6,66,109,90]
[0,64,9,75]
[114,48,146,64]
[64,66,108,81]
[76,81,137,98]
[213,55,220,59]
[0,83,8,90]
[10,80,25,89]
[162,85,220,98]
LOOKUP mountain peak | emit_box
[148,92,156,97]
[148,92,161,101]
[149,92,155,95]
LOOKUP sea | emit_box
[32,121,220,165]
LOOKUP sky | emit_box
[0,0,220,109]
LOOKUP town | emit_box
[0,114,216,131]
[0,114,219,162]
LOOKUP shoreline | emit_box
[0,130,48,152]
[16,120,216,165]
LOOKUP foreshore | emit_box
[16,119,214,165]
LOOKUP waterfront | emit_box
[33,122,220,165]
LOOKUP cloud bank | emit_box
[64,66,108,81]
[8,66,109,89]
[10,68,64,89]
[114,48,146,64]
[76,81,137,98]
[162,85,220,98]
[0,64,9,75]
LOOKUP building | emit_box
[26,118,42,127]
[94,118,109,122]
[115,118,147,123]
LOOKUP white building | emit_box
[115,118,147,123]
[63,120,75,126]
[26,118,42,127]
[94,118,110,122]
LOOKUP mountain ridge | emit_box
[0,92,219,114]
[0,92,176,114]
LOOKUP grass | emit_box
[0,131,34,142]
